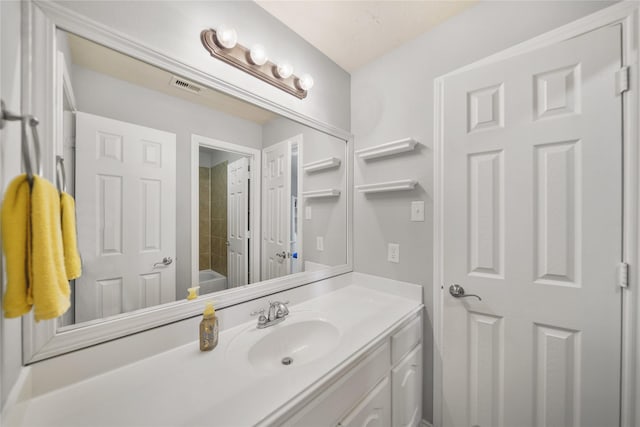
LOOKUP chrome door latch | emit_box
[449,284,482,301]
[153,257,173,268]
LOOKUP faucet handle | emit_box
[251,308,268,326]
[276,301,290,317]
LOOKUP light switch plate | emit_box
[387,243,400,263]
[305,206,312,220]
[316,236,324,251]
[411,201,425,222]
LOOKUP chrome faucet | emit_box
[251,301,289,329]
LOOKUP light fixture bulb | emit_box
[276,62,293,79]
[296,73,314,91]
[249,44,268,66]
[216,25,237,49]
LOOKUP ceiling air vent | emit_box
[169,76,203,95]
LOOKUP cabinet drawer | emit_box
[283,340,390,427]
[391,315,421,364]
[339,376,390,427]
[392,344,422,427]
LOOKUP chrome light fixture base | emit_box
[201,29,308,100]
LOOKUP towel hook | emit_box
[55,156,66,193]
[2,99,42,181]
[0,99,22,129]
[21,115,42,182]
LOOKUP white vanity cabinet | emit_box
[392,344,422,427]
[281,312,422,427]
[390,316,423,427]
[339,376,391,427]
[6,280,423,427]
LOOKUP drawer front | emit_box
[339,376,391,427]
[391,314,422,365]
[283,340,391,427]
[392,344,422,427]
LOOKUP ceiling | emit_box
[255,1,478,72]
[67,33,278,125]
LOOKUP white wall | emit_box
[54,0,351,131]
[0,0,25,411]
[71,65,263,299]
[350,1,616,423]
[262,117,348,268]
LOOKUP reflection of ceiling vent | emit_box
[169,76,203,95]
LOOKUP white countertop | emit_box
[6,283,422,427]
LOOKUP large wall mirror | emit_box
[56,31,347,329]
[24,3,352,363]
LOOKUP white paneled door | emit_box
[75,112,176,323]
[227,157,249,287]
[262,139,292,281]
[441,25,622,427]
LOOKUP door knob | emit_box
[153,257,173,268]
[449,284,482,301]
[275,251,287,263]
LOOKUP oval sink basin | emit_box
[248,320,339,370]
[226,313,341,372]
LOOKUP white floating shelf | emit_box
[303,157,341,173]
[302,189,341,198]
[356,179,418,194]
[356,137,418,160]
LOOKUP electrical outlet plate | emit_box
[316,236,324,251]
[305,206,312,220]
[387,243,400,263]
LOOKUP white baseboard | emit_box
[420,420,433,427]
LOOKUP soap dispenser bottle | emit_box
[200,302,219,351]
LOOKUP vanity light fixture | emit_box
[249,44,268,66]
[296,74,314,91]
[275,62,293,79]
[201,28,312,99]
[215,25,238,49]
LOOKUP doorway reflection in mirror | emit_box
[198,147,252,292]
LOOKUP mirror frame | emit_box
[22,0,353,363]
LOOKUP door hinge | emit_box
[618,262,629,288]
[616,66,630,94]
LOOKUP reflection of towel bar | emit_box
[1,99,42,182]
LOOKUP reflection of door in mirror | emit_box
[75,112,176,322]
[198,144,255,293]
[262,135,302,280]
[227,157,249,287]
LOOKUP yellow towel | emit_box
[30,176,70,321]
[1,174,32,318]
[60,192,82,280]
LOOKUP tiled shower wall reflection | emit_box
[198,162,228,275]
[210,162,228,275]
[198,167,211,270]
